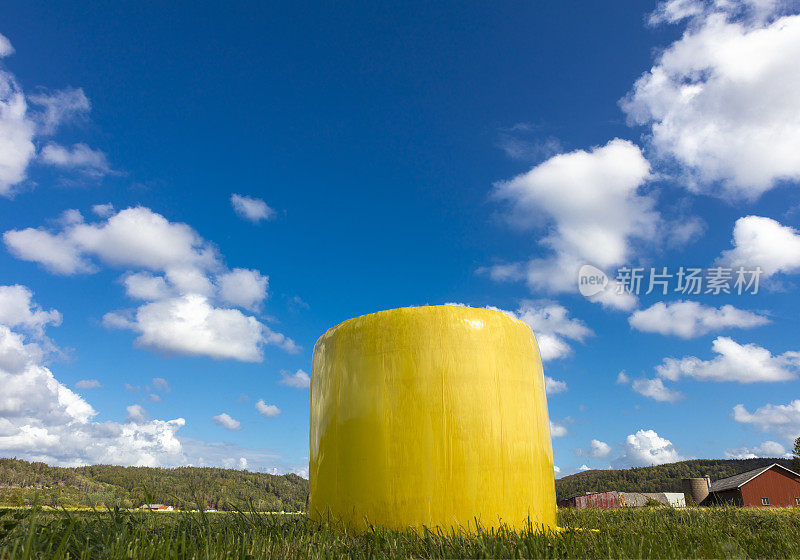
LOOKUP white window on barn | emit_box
[761,497,770,506]
[795,498,800,506]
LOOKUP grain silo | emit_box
[682,477,711,506]
[308,305,557,531]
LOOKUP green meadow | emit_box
[2,506,800,559]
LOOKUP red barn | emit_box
[710,463,800,507]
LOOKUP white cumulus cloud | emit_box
[623,0,800,199]
[733,399,800,440]
[0,33,14,57]
[4,206,220,276]
[614,429,685,467]
[0,287,306,472]
[656,336,800,383]
[279,369,310,389]
[5,207,297,362]
[122,272,172,301]
[630,301,769,338]
[590,439,612,458]
[218,268,268,312]
[255,400,281,418]
[577,439,612,458]
[0,284,61,337]
[230,194,276,223]
[0,66,36,197]
[212,413,242,431]
[0,40,100,197]
[40,143,110,176]
[3,227,94,274]
[544,376,568,395]
[126,404,147,423]
[488,139,655,310]
[28,87,90,135]
[724,440,791,459]
[550,421,568,438]
[0,290,186,467]
[67,206,218,272]
[104,294,294,362]
[718,216,800,277]
[632,377,684,403]
[91,203,114,217]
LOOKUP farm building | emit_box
[684,463,800,507]
[558,491,685,509]
[140,504,174,511]
[621,492,685,507]
[558,490,621,509]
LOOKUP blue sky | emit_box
[1,0,800,476]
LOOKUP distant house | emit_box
[705,463,800,507]
[140,504,174,511]
[557,491,685,509]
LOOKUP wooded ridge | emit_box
[2,456,795,509]
[0,458,307,511]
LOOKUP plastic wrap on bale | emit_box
[309,305,557,531]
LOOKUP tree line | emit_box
[0,458,308,511]
[4,454,797,509]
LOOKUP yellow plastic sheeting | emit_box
[309,305,556,532]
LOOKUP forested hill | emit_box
[4,456,797,509]
[555,458,796,502]
[0,458,308,511]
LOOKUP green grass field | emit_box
[2,506,799,559]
